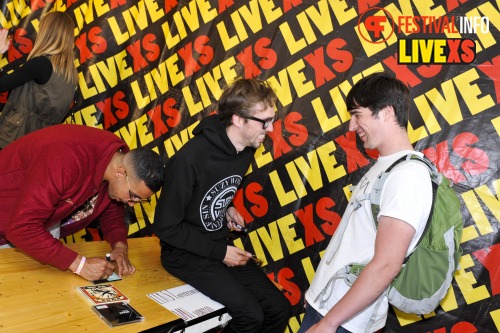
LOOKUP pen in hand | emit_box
[90,254,114,284]
[251,255,263,267]
[228,218,249,233]
[234,223,248,234]
[105,253,115,278]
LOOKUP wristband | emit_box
[74,256,86,275]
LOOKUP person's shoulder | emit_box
[176,136,207,159]
[25,55,51,67]
[23,56,52,83]
[398,157,430,174]
[378,152,430,182]
[387,158,432,192]
[43,125,125,147]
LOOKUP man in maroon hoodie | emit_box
[0,124,164,281]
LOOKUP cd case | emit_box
[92,302,144,327]
[77,284,129,305]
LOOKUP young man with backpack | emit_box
[299,72,434,333]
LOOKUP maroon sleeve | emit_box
[5,151,82,270]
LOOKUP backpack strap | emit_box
[314,263,388,333]
[323,154,423,265]
[371,153,438,262]
[370,154,415,222]
[313,263,366,310]
[323,192,367,265]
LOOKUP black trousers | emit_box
[161,246,291,333]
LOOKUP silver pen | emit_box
[234,223,248,234]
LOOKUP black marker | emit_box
[106,253,111,262]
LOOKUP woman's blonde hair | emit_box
[28,11,78,84]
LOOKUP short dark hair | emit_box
[127,149,164,192]
[346,72,410,128]
[218,78,277,127]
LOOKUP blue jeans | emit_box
[298,305,352,333]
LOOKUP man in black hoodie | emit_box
[154,78,291,332]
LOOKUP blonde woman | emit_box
[0,11,78,148]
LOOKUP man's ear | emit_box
[115,166,126,179]
[231,114,244,128]
[382,106,395,122]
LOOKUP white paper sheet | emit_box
[147,284,232,333]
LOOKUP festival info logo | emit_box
[357,7,490,64]
[200,175,242,231]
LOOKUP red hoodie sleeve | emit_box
[6,150,84,270]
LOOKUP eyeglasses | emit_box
[243,116,275,130]
[125,173,151,203]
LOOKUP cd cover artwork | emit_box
[77,284,129,305]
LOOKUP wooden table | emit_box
[0,236,188,332]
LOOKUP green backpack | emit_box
[349,154,464,315]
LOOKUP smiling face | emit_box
[345,73,414,156]
[348,106,384,150]
[240,103,276,149]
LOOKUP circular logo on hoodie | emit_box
[200,175,242,231]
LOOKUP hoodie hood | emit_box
[193,115,240,156]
